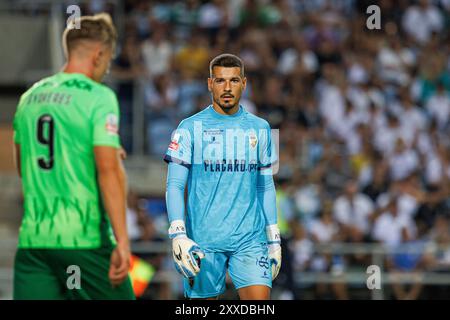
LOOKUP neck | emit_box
[212,102,240,116]
[63,59,95,81]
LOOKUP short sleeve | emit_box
[13,95,26,144]
[258,122,278,169]
[13,111,21,144]
[91,89,121,148]
[164,120,192,168]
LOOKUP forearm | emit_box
[118,157,128,199]
[258,170,282,280]
[166,162,189,224]
[98,170,129,246]
[257,169,278,226]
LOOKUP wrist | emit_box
[116,239,130,250]
[169,219,187,239]
[266,224,281,244]
[172,234,188,240]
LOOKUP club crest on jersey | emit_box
[168,133,180,151]
[249,133,258,149]
[204,129,223,145]
[105,113,118,134]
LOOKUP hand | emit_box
[118,147,127,160]
[268,243,282,280]
[168,220,205,279]
[172,235,205,279]
[266,224,282,280]
[109,242,131,286]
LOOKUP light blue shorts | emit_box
[183,241,272,298]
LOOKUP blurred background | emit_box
[0,0,450,300]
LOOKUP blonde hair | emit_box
[62,13,117,58]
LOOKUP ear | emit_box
[207,77,212,92]
[93,46,103,67]
[242,77,247,90]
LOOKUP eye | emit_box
[215,79,224,83]
[232,79,240,83]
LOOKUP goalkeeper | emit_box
[164,54,281,300]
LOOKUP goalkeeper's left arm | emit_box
[166,162,205,279]
[257,168,281,280]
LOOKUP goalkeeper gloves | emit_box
[168,220,205,279]
[266,224,282,280]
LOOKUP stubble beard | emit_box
[214,95,238,111]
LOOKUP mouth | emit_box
[221,95,234,100]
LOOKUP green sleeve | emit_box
[13,113,20,144]
[91,89,121,148]
[13,95,25,144]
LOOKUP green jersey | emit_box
[13,72,121,249]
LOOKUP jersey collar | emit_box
[208,104,244,119]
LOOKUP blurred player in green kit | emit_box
[12,13,135,300]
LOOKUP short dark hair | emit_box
[209,53,244,77]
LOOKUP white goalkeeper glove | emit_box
[169,220,205,279]
[266,224,282,281]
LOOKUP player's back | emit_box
[13,72,119,249]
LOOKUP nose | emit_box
[224,80,231,92]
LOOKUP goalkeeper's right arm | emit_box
[166,162,205,278]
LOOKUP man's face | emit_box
[208,66,246,110]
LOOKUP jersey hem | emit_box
[185,288,226,299]
[234,282,272,290]
[93,141,121,148]
[164,154,191,168]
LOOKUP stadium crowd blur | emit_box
[16,0,450,299]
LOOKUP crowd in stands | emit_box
[17,0,450,299]
[113,0,450,300]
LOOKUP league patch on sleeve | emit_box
[168,141,179,151]
[105,113,118,134]
[168,132,180,151]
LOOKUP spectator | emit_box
[111,35,146,152]
[171,0,201,41]
[387,220,428,300]
[290,221,314,273]
[310,203,348,300]
[426,82,450,130]
[402,0,444,45]
[333,179,375,243]
[277,35,319,77]
[372,195,417,248]
[293,173,322,230]
[424,215,450,272]
[173,32,210,79]
[141,25,173,78]
[198,0,229,44]
[127,190,157,242]
[144,74,179,155]
[387,138,420,182]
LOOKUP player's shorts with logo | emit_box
[14,246,135,300]
[184,240,272,298]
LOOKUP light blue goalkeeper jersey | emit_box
[164,105,277,251]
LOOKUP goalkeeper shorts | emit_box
[13,247,135,300]
[183,240,272,298]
